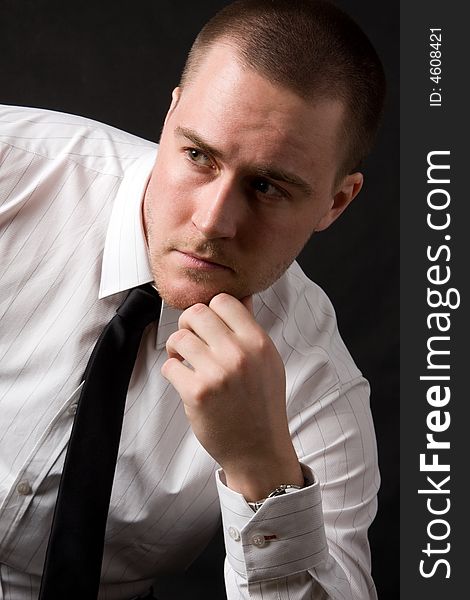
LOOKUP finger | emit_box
[166,328,211,371]
[167,347,185,361]
[160,357,196,400]
[208,293,261,337]
[178,302,232,347]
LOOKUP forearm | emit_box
[216,377,379,600]
[217,466,376,600]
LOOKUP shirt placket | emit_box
[0,384,83,546]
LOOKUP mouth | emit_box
[175,250,233,271]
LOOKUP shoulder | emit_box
[256,260,338,348]
[0,104,156,177]
[256,261,363,385]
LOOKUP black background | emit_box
[0,1,399,598]
[400,3,466,599]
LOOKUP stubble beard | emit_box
[148,242,297,310]
[143,193,301,309]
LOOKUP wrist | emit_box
[223,458,304,502]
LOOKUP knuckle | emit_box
[167,328,187,349]
[209,292,230,310]
[188,302,207,316]
[161,357,176,377]
[250,331,270,354]
[179,303,206,329]
[191,368,229,404]
[191,379,209,405]
[229,345,248,371]
[175,328,189,341]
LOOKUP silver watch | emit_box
[247,483,303,512]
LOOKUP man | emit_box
[0,0,386,598]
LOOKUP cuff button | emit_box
[228,526,240,541]
[251,533,266,548]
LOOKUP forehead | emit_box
[173,43,345,183]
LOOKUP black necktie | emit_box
[39,283,161,600]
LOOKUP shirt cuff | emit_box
[215,464,328,584]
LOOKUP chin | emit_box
[155,279,237,310]
[159,291,211,310]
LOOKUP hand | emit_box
[161,293,304,501]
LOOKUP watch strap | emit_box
[247,483,303,512]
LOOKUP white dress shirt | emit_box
[0,105,379,600]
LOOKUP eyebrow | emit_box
[174,126,314,197]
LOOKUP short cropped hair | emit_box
[180,0,386,178]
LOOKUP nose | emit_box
[191,176,244,239]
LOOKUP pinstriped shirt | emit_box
[0,105,379,600]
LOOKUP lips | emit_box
[185,252,227,267]
[176,250,232,271]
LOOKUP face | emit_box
[143,42,363,309]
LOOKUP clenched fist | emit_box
[161,293,304,501]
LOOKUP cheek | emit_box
[252,213,314,254]
[151,166,194,224]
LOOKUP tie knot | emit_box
[116,284,161,330]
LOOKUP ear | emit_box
[163,87,182,127]
[315,172,364,232]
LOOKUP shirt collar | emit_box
[99,147,157,299]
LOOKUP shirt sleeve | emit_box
[216,375,379,600]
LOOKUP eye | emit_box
[250,177,286,199]
[185,148,214,168]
